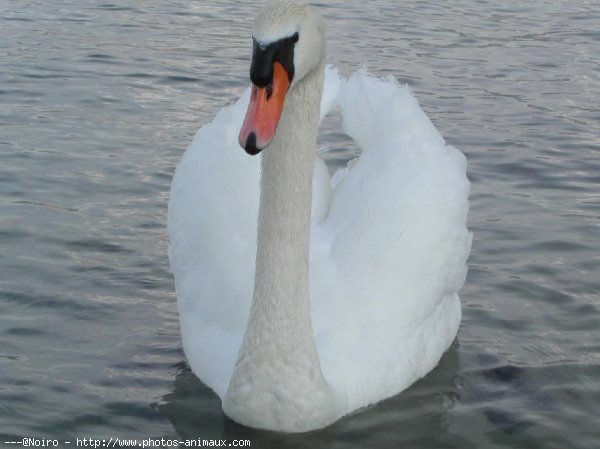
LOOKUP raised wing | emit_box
[310,71,471,408]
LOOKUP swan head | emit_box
[239,1,325,155]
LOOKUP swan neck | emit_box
[253,63,323,354]
[223,64,338,431]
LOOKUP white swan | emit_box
[168,1,471,433]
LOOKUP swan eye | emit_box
[292,32,299,43]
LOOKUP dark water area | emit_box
[1,1,599,447]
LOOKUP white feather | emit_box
[168,0,471,433]
[168,65,471,421]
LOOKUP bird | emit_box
[168,0,471,433]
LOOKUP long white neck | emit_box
[223,62,339,432]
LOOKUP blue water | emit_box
[1,1,599,447]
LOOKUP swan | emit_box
[168,0,471,433]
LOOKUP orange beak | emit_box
[239,62,291,155]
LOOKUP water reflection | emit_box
[159,340,461,448]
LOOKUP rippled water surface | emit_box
[1,0,599,447]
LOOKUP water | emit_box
[1,0,598,447]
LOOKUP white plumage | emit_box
[168,1,471,432]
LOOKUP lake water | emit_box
[1,0,599,447]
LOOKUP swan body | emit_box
[168,1,471,432]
